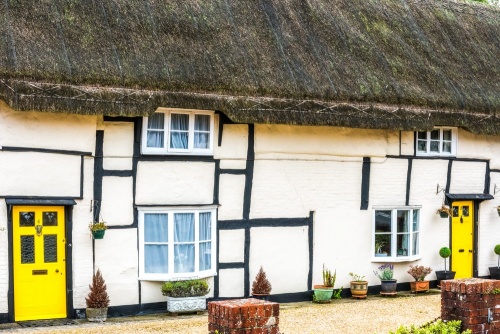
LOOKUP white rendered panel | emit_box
[214,124,248,162]
[219,230,245,263]
[250,226,308,294]
[0,152,81,197]
[135,161,214,205]
[370,158,408,206]
[218,269,244,298]
[101,176,134,226]
[479,173,500,276]
[449,161,486,194]
[103,122,134,170]
[218,174,245,220]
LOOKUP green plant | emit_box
[85,269,110,308]
[389,319,471,334]
[161,279,210,298]
[332,286,342,299]
[439,247,452,272]
[322,264,336,287]
[437,204,452,216]
[349,272,366,282]
[89,221,107,232]
[252,266,272,295]
[407,265,432,281]
[495,244,500,268]
[374,263,394,280]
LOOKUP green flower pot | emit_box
[92,230,106,239]
[313,285,334,303]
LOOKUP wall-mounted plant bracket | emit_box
[436,184,445,195]
[494,184,500,195]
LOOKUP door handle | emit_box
[55,269,59,273]
[459,249,464,253]
[469,250,473,253]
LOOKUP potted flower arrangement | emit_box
[252,266,272,300]
[374,263,397,294]
[349,272,368,299]
[437,204,452,218]
[435,247,456,287]
[313,264,336,303]
[489,244,500,279]
[89,221,107,239]
[161,279,210,313]
[407,265,433,293]
[85,269,110,322]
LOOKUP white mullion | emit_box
[391,210,396,258]
[168,212,175,275]
[195,212,199,273]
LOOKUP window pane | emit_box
[412,232,419,256]
[21,235,35,264]
[145,245,168,273]
[148,113,164,129]
[147,131,164,148]
[174,213,194,242]
[412,210,419,232]
[200,241,211,271]
[417,131,427,139]
[443,130,452,141]
[194,133,209,149]
[417,140,426,152]
[462,206,469,217]
[397,234,409,257]
[44,235,57,263]
[375,211,391,232]
[195,115,210,131]
[170,114,189,130]
[397,210,409,233]
[430,129,439,140]
[174,244,195,273]
[442,141,451,153]
[199,212,211,241]
[375,234,391,256]
[170,132,188,149]
[43,212,58,226]
[144,214,168,243]
[430,141,439,152]
[452,206,459,217]
[20,212,35,227]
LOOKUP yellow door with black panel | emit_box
[13,206,66,321]
[451,201,474,279]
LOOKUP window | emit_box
[373,207,420,261]
[416,127,456,156]
[138,207,217,280]
[142,108,214,155]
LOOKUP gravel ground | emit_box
[1,293,441,334]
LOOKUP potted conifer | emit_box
[252,266,272,300]
[85,269,110,322]
[489,244,500,279]
[435,247,456,286]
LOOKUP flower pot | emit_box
[410,281,429,293]
[86,307,108,322]
[489,267,500,279]
[435,270,456,287]
[439,211,449,218]
[350,281,368,299]
[92,230,106,239]
[380,279,397,294]
[166,296,207,313]
[313,285,334,303]
[252,293,270,301]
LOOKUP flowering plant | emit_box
[407,265,432,281]
[437,204,451,215]
[349,272,366,282]
[374,263,394,280]
[89,221,107,232]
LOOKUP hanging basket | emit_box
[439,211,449,218]
[92,230,106,239]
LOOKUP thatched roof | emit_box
[0,0,499,133]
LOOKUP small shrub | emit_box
[161,279,210,298]
[390,319,471,334]
[407,265,432,281]
[374,263,394,280]
[322,264,336,287]
[252,266,272,295]
[85,269,110,308]
[332,287,342,299]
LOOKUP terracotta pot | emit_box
[350,281,368,299]
[410,280,429,293]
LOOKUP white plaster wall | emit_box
[219,230,245,263]
[215,124,248,170]
[218,269,245,298]
[95,229,139,307]
[400,131,414,156]
[103,122,134,170]
[254,124,400,158]
[0,200,8,313]
[135,161,214,205]
[449,161,486,194]
[458,129,500,169]
[0,151,81,197]
[218,174,245,220]
[478,174,500,276]
[250,226,309,294]
[251,160,362,218]
[0,101,96,153]
[100,176,134,226]
[367,158,408,206]
[140,277,215,304]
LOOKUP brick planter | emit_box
[441,278,500,334]
[208,298,279,334]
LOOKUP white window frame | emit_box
[138,206,217,281]
[141,108,214,155]
[372,206,421,262]
[415,127,457,157]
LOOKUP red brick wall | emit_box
[208,298,280,334]
[441,278,500,334]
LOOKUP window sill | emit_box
[371,256,421,263]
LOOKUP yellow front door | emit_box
[13,206,67,321]
[451,201,474,279]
